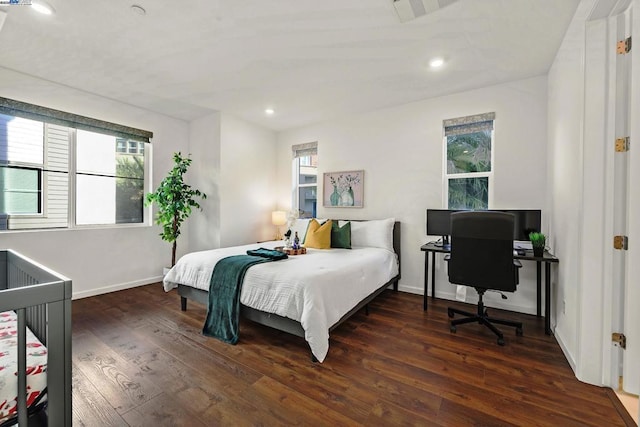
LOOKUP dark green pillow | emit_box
[331,221,351,249]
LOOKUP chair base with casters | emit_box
[448,288,523,346]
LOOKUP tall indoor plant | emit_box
[145,152,206,267]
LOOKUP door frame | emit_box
[579,0,633,389]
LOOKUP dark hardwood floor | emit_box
[71,284,632,426]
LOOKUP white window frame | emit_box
[291,142,317,218]
[0,97,153,231]
[0,164,44,216]
[442,113,495,209]
[0,116,46,220]
[71,129,151,229]
[116,138,127,153]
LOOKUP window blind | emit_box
[0,97,153,143]
[443,112,495,137]
[292,141,317,158]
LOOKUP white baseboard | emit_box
[397,284,423,295]
[554,328,577,374]
[397,283,536,315]
[72,276,163,300]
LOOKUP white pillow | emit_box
[288,218,310,242]
[339,218,395,251]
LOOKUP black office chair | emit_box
[446,211,523,345]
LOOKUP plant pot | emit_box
[533,247,544,257]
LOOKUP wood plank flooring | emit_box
[71,284,633,426]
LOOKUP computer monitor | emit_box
[426,208,541,243]
[504,209,542,241]
[426,209,458,246]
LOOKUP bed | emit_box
[0,250,72,427]
[163,219,401,362]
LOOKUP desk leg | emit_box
[431,252,436,300]
[536,262,542,317]
[423,252,429,311]
[545,263,552,335]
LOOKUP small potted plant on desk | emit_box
[529,232,546,258]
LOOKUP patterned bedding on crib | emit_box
[0,311,47,423]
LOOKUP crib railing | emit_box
[0,250,72,427]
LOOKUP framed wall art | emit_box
[323,170,364,208]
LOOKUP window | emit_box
[0,96,152,231]
[0,114,44,215]
[292,142,317,218]
[0,166,42,214]
[116,138,127,153]
[443,112,495,209]
[76,130,145,225]
[127,140,138,153]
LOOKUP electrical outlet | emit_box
[563,299,566,314]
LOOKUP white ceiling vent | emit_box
[393,0,457,23]
[0,10,7,33]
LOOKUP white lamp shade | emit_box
[272,211,287,226]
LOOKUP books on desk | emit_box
[514,241,533,250]
[434,242,451,250]
[513,242,530,256]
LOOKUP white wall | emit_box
[546,0,592,371]
[219,113,277,246]
[188,112,222,253]
[0,66,190,298]
[189,112,278,249]
[275,76,548,315]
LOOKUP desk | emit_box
[420,242,559,335]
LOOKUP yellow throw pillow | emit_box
[304,219,333,249]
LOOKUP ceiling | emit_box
[0,0,580,131]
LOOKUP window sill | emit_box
[0,222,152,235]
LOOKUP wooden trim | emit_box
[605,388,637,427]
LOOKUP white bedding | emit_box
[163,241,399,362]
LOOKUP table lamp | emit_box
[271,211,287,240]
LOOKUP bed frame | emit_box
[178,221,401,357]
[0,250,72,427]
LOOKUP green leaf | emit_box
[145,152,207,252]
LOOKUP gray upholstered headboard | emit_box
[393,221,401,280]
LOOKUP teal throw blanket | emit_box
[246,247,288,260]
[203,252,287,344]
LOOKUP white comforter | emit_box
[163,241,399,362]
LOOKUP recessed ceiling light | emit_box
[265,108,275,116]
[131,4,146,15]
[429,57,445,69]
[31,0,55,15]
